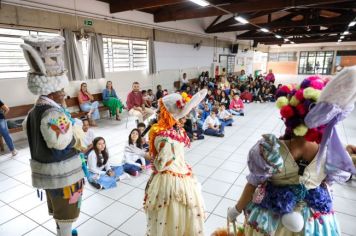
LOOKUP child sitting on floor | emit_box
[202,108,225,137]
[81,118,95,155]
[229,94,245,116]
[142,90,152,108]
[218,104,234,127]
[123,128,150,176]
[137,122,149,151]
[87,137,125,189]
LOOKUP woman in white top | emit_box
[123,128,150,176]
[87,137,124,189]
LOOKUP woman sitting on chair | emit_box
[78,83,100,126]
[102,81,124,121]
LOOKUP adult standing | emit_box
[227,69,356,235]
[0,99,17,156]
[265,69,275,84]
[21,35,85,236]
[145,89,207,236]
[127,82,154,122]
[102,81,124,121]
[180,72,189,91]
[78,83,100,126]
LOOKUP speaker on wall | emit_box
[231,44,239,53]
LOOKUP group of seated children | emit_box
[82,118,151,190]
[76,81,164,127]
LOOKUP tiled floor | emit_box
[0,102,356,236]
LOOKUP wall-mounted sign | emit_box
[84,19,93,26]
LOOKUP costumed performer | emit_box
[227,66,356,236]
[144,89,207,236]
[21,35,85,236]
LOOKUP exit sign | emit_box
[84,19,93,26]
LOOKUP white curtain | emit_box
[63,29,85,81]
[87,34,105,79]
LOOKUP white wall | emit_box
[156,42,214,71]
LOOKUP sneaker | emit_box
[72,229,78,236]
[90,182,102,190]
[241,113,245,116]
[11,149,18,157]
[217,133,224,137]
[119,173,131,181]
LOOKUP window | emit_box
[298,51,334,75]
[219,55,235,74]
[0,28,59,80]
[103,37,148,72]
[268,52,297,62]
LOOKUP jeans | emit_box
[204,125,225,136]
[219,118,233,127]
[0,119,15,151]
[80,101,100,120]
[123,159,150,175]
[230,109,244,116]
[88,165,124,189]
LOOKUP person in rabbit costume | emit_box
[144,90,207,236]
[227,66,356,236]
[21,35,85,236]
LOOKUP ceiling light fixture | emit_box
[291,41,295,44]
[260,28,269,33]
[343,31,350,35]
[284,38,289,42]
[338,39,342,42]
[234,16,249,24]
[349,21,356,27]
[275,35,282,39]
[340,36,345,39]
[189,0,209,7]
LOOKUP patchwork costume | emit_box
[229,67,356,236]
[21,36,84,236]
[144,90,207,236]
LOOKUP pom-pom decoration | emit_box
[296,104,307,116]
[280,105,295,119]
[303,87,321,101]
[289,96,300,107]
[295,89,304,101]
[276,96,289,109]
[277,75,326,141]
[293,124,308,136]
[304,128,323,143]
[310,79,325,90]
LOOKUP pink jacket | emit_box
[229,98,244,110]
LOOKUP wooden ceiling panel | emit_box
[97,0,356,45]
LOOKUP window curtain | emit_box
[62,29,85,81]
[148,37,156,74]
[87,33,105,79]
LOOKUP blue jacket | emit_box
[102,88,118,101]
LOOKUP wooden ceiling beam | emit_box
[236,28,354,39]
[108,0,186,13]
[153,0,353,22]
[205,9,280,33]
[256,35,356,44]
[208,14,354,33]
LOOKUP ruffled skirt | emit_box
[144,173,205,236]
